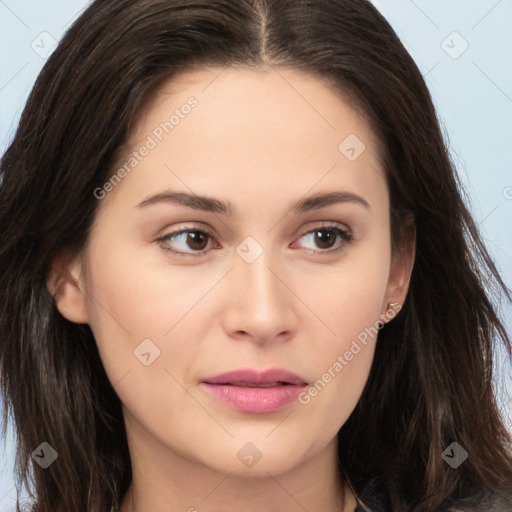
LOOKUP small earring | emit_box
[380,302,402,324]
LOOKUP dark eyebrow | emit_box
[136,190,370,214]
[137,191,234,215]
[293,191,370,213]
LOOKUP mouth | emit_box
[212,381,297,388]
[201,368,308,414]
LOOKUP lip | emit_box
[201,368,308,414]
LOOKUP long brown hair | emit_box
[1,1,511,511]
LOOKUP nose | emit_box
[221,244,298,345]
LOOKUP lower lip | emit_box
[201,383,307,413]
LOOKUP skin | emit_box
[48,66,414,512]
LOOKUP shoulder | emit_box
[352,487,512,511]
[440,489,512,512]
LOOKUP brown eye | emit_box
[294,225,352,254]
[311,229,339,250]
[180,231,210,251]
[157,227,217,257]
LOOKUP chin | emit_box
[209,439,310,478]
[223,455,302,479]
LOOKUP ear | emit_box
[46,251,89,324]
[381,217,416,323]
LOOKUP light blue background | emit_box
[1,0,511,508]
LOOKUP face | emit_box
[53,66,411,478]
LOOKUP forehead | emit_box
[102,66,387,215]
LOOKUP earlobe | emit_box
[391,241,415,302]
[46,252,89,324]
[380,302,402,324]
[381,220,416,323]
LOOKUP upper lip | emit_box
[202,368,308,386]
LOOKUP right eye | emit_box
[157,226,219,257]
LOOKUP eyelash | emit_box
[156,222,353,258]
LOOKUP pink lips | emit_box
[201,368,308,414]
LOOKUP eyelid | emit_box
[156,221,352,257]
[295,221,351,240]
[156,223,218,257]
[291,222,352,254]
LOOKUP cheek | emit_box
[295,306,379,452]
[294,244,390,430]
[81,235,200,386]
[82,244,204,431]
[303,241,390,352]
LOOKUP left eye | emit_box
[157,224,352,257]
[294,225,352,253]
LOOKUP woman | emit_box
[0,1,511,511]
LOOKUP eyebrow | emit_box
[136,190,370,215]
